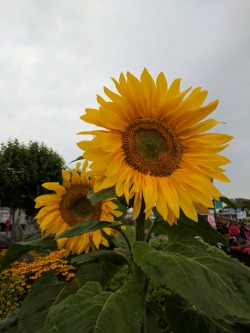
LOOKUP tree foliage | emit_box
[0,139,65,215]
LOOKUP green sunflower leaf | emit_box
[70,155,84,163]
[71,249,129,265]
[0,308,20,333]
[5,272,66,333]
[219,196,237,210]
[8,264,103,333]
[165,294,250,333]
[153,210,228,247]
[0,235,57,271]
[36,281,145,333]
[56,219,122,239]
[131,240,250,320]
[87,187,117,205]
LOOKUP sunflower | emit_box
[34,162,122,257]
[77,69,232,225]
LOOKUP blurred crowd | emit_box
[209,216,250,258]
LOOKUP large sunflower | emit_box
[77,69,232,225]
[35,162,122,257]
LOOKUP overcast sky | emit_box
[0,0,249,200]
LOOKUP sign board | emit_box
[237,211,246,219]
[214,200,223,209]
[0,207,11,223]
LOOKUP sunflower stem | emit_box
[145,219,158,243]
[113,226,132,254]
[112,226,135,279]
[114,250,135,280]
[134,206,146,284]
[134,206,147,333]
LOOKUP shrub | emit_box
[0,249,76,319]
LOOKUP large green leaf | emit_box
[87,187,116,205]
[154,210,228,247]
[165,294,250,333]
[0,308,20,333]
[145,307,162,333]
[131,240,250,320]
[37,281,145,333]
[71,249,129,265]
[4,272,66,333]
[0,235,57,271]
[14,263,102,333]
[71,249,131,287]
[56,219,121,239]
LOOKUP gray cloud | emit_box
[0,0,249,199]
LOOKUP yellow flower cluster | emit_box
[0,248,7,260]
[7,249,76,282]
[0,249,76,319]
[0,268,26,319]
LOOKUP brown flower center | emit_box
[59,185,102,227]
[122,118,182,177]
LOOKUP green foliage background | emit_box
[0,139,65,215]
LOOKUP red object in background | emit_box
[229,245,241,251]
[229,224,240,237]
[242,247,250,256]
[5,219,11,237]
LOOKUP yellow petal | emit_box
[115,167,131,197]
[105,152,125,177]
[71,169,81,185]
[156,72,168,103]
[35,194,61,208]
[160,178,180,218]
[142,175,157,213]
[80,108,103,127]
[104,86,123,104]
[133,190,142,220]
[35,204,60,219]
[155,183,169,221]
[175,186,198,221]
[42,182,66,196]
[62,170,71,189]
[167,78,182,98]
[99,107,126,131]
[183,89,208,109]
[176,100,219,130]
[92,230,102,248]
[179,119,222,137]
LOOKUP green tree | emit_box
[0,139,65,216]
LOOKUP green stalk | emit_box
[133,205,147,333]
[134,206,146,284]
[112,226,135,279]
[145,219,158,243]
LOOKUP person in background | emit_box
[240,221,247,240]
[216,220,224,234]
[229,220,240,241]
[207,214,216,229]
[222,219,230,240]
[5,219,11,237]
[240,239,250,256]
[229,236,241,251]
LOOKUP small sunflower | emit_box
[77,69,233,225]
[35,162,122,257]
